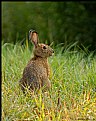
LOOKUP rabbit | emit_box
[19,29,54,93]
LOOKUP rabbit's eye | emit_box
[43,46,47,49]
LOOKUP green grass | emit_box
[2,42,96,121]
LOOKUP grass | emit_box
[2,42,96,121]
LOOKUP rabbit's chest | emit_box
[36,64,49,78]
[27,59,50,78]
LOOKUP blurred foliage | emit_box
[2,2,96,51]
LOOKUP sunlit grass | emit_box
[2,42,96,120]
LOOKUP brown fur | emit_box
[19,30,54,93]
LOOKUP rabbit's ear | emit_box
[29,29,39,47]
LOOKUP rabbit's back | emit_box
[19,57,50,92]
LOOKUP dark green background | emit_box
[2,2,96,51]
